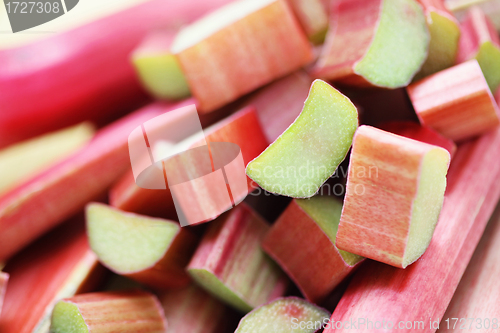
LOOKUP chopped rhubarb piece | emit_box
[336,126,450,268]
[407,60,500,141]
[447,0,500,31]
[110,106,268,219]
[159,284,233,333]
[0,0,233,148]
[235,297,330,333]
[379,121,457,158]
[50,290,167,333]
[0,220,104,333]
[187,204,288,312]
[324,127,500,333]
[0,272,8,316]
[286,0,329,43]
[262,196,363,303]
[246,80,358,198]
[457,6,500,92]
[437,205,500,332]
[171,0,314,112]
[132,30,191,100]
[86,203,197,289]
[414,0,461,79]
[0,102,186,262]
[0,123,94,196]
[313,0,429,88]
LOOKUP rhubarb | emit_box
[0,102,187,261]
[132,30,191,100]
[447,0,500,33]
[86,203,198,289]
[187,204,288,312]
[159,284,233,333]
[313,0,429,87]
[110,106,268,220]
[379,121,457,158]
[414,0,461,79]
[336,126,450,268]
[407,60,500,141]
[286,0,329,43]
[246,80,358,198]
[456,6,500,92]
[50,290,167,333]
[171,0,314,112]
[437,204,500,332]
[324,127,500,333]
[0,272,7,316]
[0,0,234,148]
[0,123,94,196]
[0,219,104,333]
[262,196,363,303]
[235,297,330,333]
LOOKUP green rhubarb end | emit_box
[51,301,88,333]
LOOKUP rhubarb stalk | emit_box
[0,272,8,316]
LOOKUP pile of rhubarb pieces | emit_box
[2,0,500,332]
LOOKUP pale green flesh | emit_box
[51,301,88,333]
[475,41,500,92]
[132,53,191,100]
[296,196,363,266]
[86,203,179,273]
[355,0,429,87]
[403,148,450,267]
[246,80,358,198]
[235,298,330,333]
[188,268,253,313]
[414,11,461,80]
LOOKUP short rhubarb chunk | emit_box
[187,204,288,312]
[86,203,197,289]
[171,0,314,112]
[336,126,450,268]
[407,60,500,141]
[286,0,329,43]
[246,80,358,198]
[313,0,429,88]
[262,196,363,303]
[0,272,8,316]
[132,31,191,100]
[159,284,232,333]
[50,291,167,333]
[414,0,461,79]
[457,6,500,92]
[235,297,330,333]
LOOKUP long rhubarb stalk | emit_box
[324,127,500,333]
[0,219,104,333]
[0,272,8,316]
[437,204,500,333]
[50,291,167,333]
[0,102,187,261]
[0,0,233,148]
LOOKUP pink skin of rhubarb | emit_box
[0,220,105,333]
[187,204,289,312]
[172,0,314,113]
[323,127,500,333]
[0,0,235,149]
[159,284,233,333]
[53,291,167,333]
[437,204,500,333]
[262,200,362,304]
[407,60,500,142]
[379,121,457,158]
[0,102,188,262]
[0,272,8,316]
[110,106,268,219]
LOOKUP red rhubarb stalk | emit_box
[0,272,8,316]
[324,127,500,333]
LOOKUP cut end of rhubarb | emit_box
[86,203,179,274]
[353,0,430,87]
[51,301,88,333]
[235,297,330,333]
[246,80,358,198]
[476,41,500,92]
